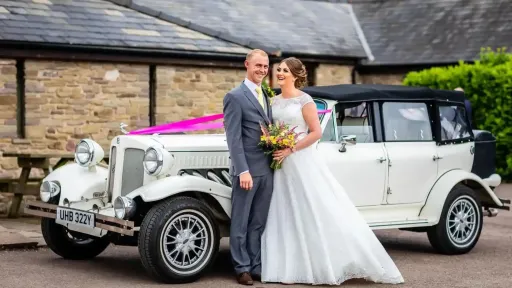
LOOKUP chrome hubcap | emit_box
[161,211,212,274]
[447,197,479,247]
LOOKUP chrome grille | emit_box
[107,146,117,201]
[121,148,145,196]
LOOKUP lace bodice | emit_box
[271,93,314,137]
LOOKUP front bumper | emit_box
[24,201,135,236]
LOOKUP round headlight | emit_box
[143,148,161,174]
[75,140,92,166]
[40,180,61,203]
[74,139,104,167]
[113,196,136,220]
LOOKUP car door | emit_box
[317,102,388,207]
[380,101,439,205]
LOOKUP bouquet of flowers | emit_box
[259,121,302,170]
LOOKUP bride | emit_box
[260,57,405,285]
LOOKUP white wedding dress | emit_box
[260,93,405,285]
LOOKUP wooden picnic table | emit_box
[1,152,110,218]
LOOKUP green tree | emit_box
[403,47,512,180]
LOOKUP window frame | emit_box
[435,102,474,145]
[379,100,436,143]
[319,100,377,144]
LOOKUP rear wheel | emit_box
[427,184,483,255]
[138,196,220,283]
[41,218,110,259]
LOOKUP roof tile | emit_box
[128,0,368,58]
[0,0,250,54]
[352,0,512,65]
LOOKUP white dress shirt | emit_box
[244,78,261,99]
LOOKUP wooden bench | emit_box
[0,152,109,218]
[0,178,44,196]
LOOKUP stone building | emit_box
[3,0,511,213]
[0,0,370,212]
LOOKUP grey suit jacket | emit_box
[223,82,273,177]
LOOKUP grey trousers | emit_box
[230,172,274,275]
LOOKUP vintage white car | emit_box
[24,84,510,284]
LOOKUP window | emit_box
[382,102,432,141]
[439,105,471,141]
[336,102,374,143]
[320,102,374,143]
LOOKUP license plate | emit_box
[55,207,95,229]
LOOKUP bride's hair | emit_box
[281,57,308,89]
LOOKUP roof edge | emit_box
[106,0,283,57]
[0,40,250,63]
[346,4,374,62]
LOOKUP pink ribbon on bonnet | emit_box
[128,110,332,135]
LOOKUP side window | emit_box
[317,100,336,142]
[336,102,374,143]
[439,105,471,140]
[382,102,432,141]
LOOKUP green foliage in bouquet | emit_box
[403,47,512,180]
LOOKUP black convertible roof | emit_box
[273,84,466,104]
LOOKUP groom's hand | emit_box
[240,172,253,191]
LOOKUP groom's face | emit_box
[245,53,269,85]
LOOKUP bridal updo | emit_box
[281,57,308,89]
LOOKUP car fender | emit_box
[419,169,504,224]
[44,163,108,207]
[126,175,232,218]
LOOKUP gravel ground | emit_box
[1,187,511,288]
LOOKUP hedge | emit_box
[403,48,512,180]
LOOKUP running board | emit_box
[368,220,430,229]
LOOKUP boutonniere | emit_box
[262,80,276,105]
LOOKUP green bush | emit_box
[403,48,512,180]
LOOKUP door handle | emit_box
[433,155,443,161]
[377,157,387,163]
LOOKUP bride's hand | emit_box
[273,148,292,163]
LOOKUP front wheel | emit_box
[427,184,483,255]
[138,196,220,284]
[41,218,110,260]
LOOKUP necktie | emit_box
[255,87,264,108]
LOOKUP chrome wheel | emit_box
[160,209,214,275]
[446,196,480,248]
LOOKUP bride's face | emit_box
[276,62,296,87]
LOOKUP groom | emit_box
[223,49,274,285]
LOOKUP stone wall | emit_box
[0,59,18,181]
[0,59,18,214]
[315,64,354,85]
[156,65,245,133]
[24,60,150,151]
[0,59,150,215]
[356,72,406,85]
